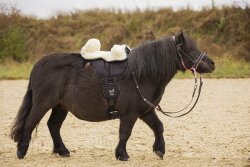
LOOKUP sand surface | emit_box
[0,79,249,167]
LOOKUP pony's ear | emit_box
[175,31,184,45]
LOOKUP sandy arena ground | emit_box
[0,79,249,167]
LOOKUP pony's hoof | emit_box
[154,151,164,160]
[117,156,129,161]
[17,150,25,159]
[59,153,70,157]
[115,152,129,161]
[53,147,70,157]
[58,150,70,157]
[115,147,129,161]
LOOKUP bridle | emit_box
[132,36,205,118]
[173,36,205,73]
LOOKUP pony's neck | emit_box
[128,37,179,86]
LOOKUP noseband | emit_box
[132,36,205,118]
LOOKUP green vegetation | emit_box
[0,25,28,61]
[1,56,249,79]
[0,62,33,79]
[175,56,250,79]
[0,5,249,79]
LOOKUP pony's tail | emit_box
[10,82,32,142]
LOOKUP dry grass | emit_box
[1,56,249,79]
[0,6,249,79]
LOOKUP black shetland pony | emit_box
[11,32,215,161]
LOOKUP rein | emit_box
[132,71,203,118]
[132,36,205,118]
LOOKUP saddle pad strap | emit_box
[103,78,120,119]
[107,97,119,119]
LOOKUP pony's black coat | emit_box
[10,33,215,160]
[128,37,178,84]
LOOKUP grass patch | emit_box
[205,57,250,78]
[0,62,33,79]
[0,57,249,80]
[174,56,250,79]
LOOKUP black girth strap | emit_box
[91,59,128,119]
[103,78,120,119]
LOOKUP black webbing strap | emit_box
[107,97,119,119]
[103,78,120,119]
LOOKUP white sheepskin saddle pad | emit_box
[80,38,129,62]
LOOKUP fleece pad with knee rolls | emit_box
[81,38,128,62]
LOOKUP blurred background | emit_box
[0,0,249,78]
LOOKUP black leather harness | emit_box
[91,59,128,119]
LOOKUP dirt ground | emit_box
[0,79,249,167]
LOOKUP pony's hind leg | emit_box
[47,105,69,157]
[140,110,165,159]
[17,104,49,159]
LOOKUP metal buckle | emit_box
[110,110,120,119]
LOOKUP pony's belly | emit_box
[70,107,110,122]
[69,95,110,122]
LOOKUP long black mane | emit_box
[127,36,179,83]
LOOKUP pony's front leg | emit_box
[115,112,138,161]
[140,110,165,159]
